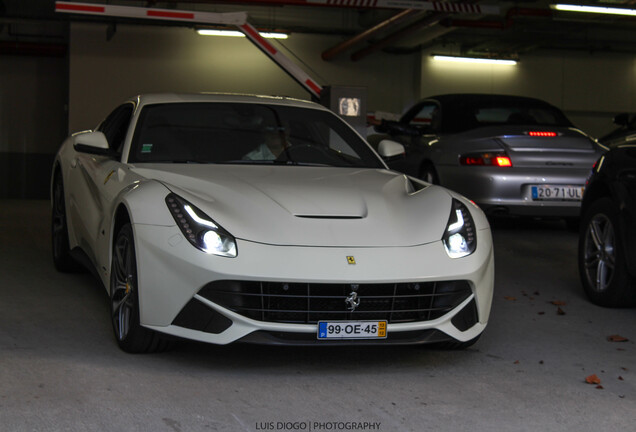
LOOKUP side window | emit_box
[97,103,134,156]
[407,102,441,132]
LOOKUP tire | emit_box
[51,172,81,272]
[110,223,170,353]
[578,198,635,307]
[419,162,439,185]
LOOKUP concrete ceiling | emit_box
[2,0,636,60]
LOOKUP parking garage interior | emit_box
[1,1,635,431]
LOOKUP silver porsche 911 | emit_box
[369,94,605,220]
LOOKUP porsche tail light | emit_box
[459,152,512,167]
[527,131,557,137]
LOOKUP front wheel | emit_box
[51,172,81,272]
[578,198,635,307]
[418,162,439,185]
[110,223,170,353]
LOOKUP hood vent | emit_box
[295,215,364,220]
[406,177,428,194]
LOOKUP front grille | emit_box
[197,280,472,324]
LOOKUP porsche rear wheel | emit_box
[110,223,170,353]
[419,162,439,185]
[579,198,635,307]
[51,172,80,272]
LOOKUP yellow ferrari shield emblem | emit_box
[347,256,356,265]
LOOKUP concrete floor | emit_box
[1,200,635,432]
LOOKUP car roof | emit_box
[132,93,324,110]
[424,93,558,107]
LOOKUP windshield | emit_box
[129,102,384,168]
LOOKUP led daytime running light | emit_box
[165,193,237,257]
[442,199,477,259]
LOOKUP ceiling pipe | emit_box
[351,12,449,61]
[351,7,554,61]
[321,9,420,61]
[442,7,553,31]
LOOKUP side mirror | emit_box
[73,131,110,155]
[613,113,630,127]
[376,120,422,137]
[378,139,405,159]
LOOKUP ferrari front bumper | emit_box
[133,223,494,346]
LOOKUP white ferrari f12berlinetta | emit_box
[51,93,494,352]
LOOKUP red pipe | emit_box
[322,9,420,61]
[0,41,67,57]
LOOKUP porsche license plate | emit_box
[531,185,584,201]
[317,321,387,340]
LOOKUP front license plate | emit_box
[317,321,387,340]
[531,185,584,201]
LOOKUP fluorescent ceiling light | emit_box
[432,55,517,66]
[551,4,636,16]
[197,29,288,39]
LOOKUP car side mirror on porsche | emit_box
[613,113,630,127]
[377,139,405,159]
[73,131,111,155]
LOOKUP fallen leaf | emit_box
[557,307,566,315]
[619,376,624,381]
[608,334,629,343]
[586,374,601,385]
[551,300,566,306]
[596,385,604,390]
[534,291,540,296]
[514,360,520,364]
[504,296,517,301]
[538,311,545,315]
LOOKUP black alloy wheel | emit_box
[579,198,635,307]
[110,223,169,353]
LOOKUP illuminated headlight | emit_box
[165,193,237,257]
[442,199,476,258]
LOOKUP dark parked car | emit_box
[598,112,636,147]
[368,94,604,219]
[578,142,636,307]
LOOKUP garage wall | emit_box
[0,54,68,199]
[419,48,636,138]
[68,22,421,133]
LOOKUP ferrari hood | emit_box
[132,164,455,247]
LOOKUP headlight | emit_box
[165,193,237,257]
[442,199,476,258]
